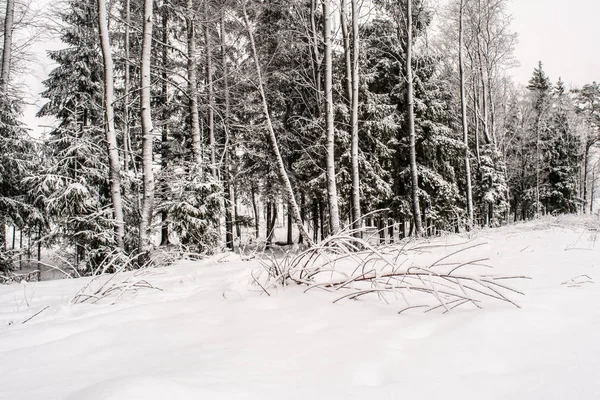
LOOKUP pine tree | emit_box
[542,78,579,214]
[527,61,551,216]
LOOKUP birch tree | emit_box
[459,0,473,227]
[0,0,14,93]
[322,0,340,234]
[0,0,15,253]
[97,0,125,249]
[405,0,423,235]
[138,0,155,255]
[187,0,202,163]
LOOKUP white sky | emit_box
[509,0,600,87]
[19,0,600,135]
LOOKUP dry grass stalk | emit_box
[257,227,528,314]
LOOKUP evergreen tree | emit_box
[542,79,579,214]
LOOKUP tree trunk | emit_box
[221,14,234,251]
[312,199,319,242]
[583,144,590,214]
[340,0,352,103]
[0,0,14,256]
[476,30,492,146]
[123,0,132,172]
[204,1,217,179]
[97,0,125,250]
[234,186,241,238]
[287,202,293,245]
[251,184,259,239]
[322,0,341,234]
[406,0,423,236]
[591,168,595,214]
[309,0,322,117]
[266,201,278,246]
[0,0,14,92]
[535,118,541,217]
[138,0,155,256]
[319,199,325,240]
[243,2,313,245]
[472,76,481,163]
[187,0,201,162]
[459,0,473,228]
[160,3,170,246]
[350,0,361,236]
[266,201,272,244]
[299,193,306,244]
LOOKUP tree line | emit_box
[0,0,599,273]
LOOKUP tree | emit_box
[322,0,340,234]
[458,0,473,228]
[406,0,423,235]
[97,0,126,250]
[527,61,551,216]
[350,0,361,234]
[242,0,312,245]
[542,79,579,214]
[0,0,16,261]
[138,0,155,256]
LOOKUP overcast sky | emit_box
[509,0,600,87]
[21,0,600,135]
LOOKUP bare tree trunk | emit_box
[234,186,241,238]
[322,0,340,234]
[309,0,322,117]
[535,119,541,217]
[459,0,473,228]
[312,199,319,242]
[591,167,596,214]
[187,0,201,162]
[221,13,234,251]
[266,201,272,244]
[243,2,313,245]
[0,0,15,254]
[476,45,492,145]
[287,202,293,245]
[350,0,361,235]
[299,193,306,244]
[406,0,423,236]
[160,3,170,246]
[251,184,259,239]
[472,75,481,163]
[97,0,125,250]
[340,0,352,102]
[204,1,216,179]
[0,0,14,92]
[583,144,590,214]
[138,0,155,255]
[123,0,132,172]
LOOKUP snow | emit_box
[1,216,599,400]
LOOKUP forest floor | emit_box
[1,215,599,399]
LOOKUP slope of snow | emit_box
[1,216,599,400]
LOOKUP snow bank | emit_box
[1,216,599,399]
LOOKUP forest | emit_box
[1,0,599,275]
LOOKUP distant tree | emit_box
[542,79,579,214]
[574,82,600,214]
[527,61,552,217]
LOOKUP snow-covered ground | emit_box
[1,216,599,400]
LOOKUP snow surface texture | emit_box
[1,216,599,400]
